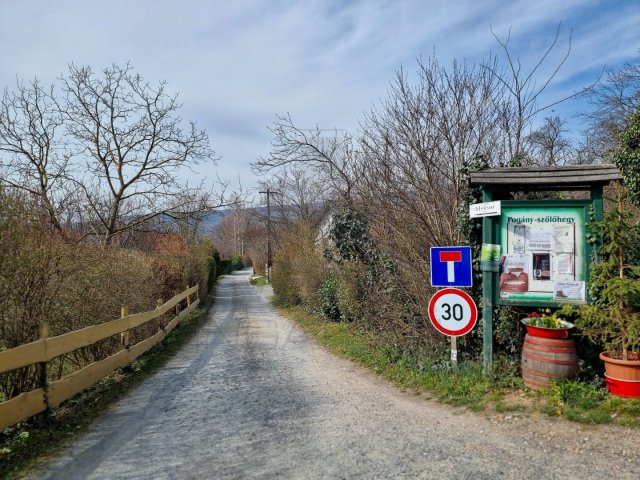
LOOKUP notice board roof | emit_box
[470,164,622,189]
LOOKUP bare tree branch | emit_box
[61,63,223,243]
[0,79,70,231]
[581,61,640,158]
[485,23,593,163]
[252,113,356,200]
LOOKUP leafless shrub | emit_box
[0,189,211,400]
[0,79,72,232]
[272,221,326,309]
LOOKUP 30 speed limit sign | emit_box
[428,287,478,337]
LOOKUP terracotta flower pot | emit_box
[600,351,640,398]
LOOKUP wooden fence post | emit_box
[0,286,209,430]
[36,320,50,426]
[157,298,164,331]
[120,306,130,349]
[175,288,182,315]
[186,285,192,307]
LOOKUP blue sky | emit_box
[1,0,639,195]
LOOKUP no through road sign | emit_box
[428,288,478,337]
[430,246,472,288]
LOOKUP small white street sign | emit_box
[469,201,501,218]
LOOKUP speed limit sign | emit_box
[428,288,478,337]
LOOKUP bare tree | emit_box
[525,116,574,166]
[257,166,331,230]
[62,63,221,243]
[582,61,640,158]
[485,24,586,164]
[212,203,256,259]
[359,57,506,247]
[253,113,356,200]
[0,79,71,232]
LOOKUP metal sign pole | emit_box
[450,336,458,366]
[481,188,494,375]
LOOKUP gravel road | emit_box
[40,268,639,479]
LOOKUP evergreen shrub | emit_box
[319,273,340,321]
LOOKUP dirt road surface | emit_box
[40,269,639,479]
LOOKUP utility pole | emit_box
[259,188,280,281]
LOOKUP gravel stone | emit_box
[39,269,640,479]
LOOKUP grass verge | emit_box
[249,275,269,286]
[278,304,640,427]
[0,308,208,479]
[279,305,503,410]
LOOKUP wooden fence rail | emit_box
[0,285,200,430]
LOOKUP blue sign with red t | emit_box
[430,246,473,288]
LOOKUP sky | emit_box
[1,0,639,198]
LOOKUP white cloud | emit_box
[0,0,638,191]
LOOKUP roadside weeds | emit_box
[249,274,269,286]
[276,304,640,429]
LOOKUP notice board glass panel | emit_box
[497,203,588,305]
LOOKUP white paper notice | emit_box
[527,230,552,250]
[503,253,529,272]
[553,281,585,301]
[553,225,574,252]
[513,225,526,254]
[556,253,573,275]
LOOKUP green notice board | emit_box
[496,201,590,306]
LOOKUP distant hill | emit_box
[200,210,229,231]
[198,202,328,233]
[198,206,267,232]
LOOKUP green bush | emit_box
[206,256,217,293]
[492,305,525,363]
[214,255,243,276]
[230,255,244,271]
[218,259,231,275]
[612,108,640,204]
[204,243,221,293]
[335,261,367,322]
[572,187,640,359]
[272,245,301,305]
[319,273,340,321]
[328,205,378,264]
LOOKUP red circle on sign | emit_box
[428,288,478,337]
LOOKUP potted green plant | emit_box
[573,188,640,397]
[521,309,574,339]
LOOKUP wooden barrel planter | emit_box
[521,334,578,389]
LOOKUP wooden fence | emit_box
[0,285,200,430]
